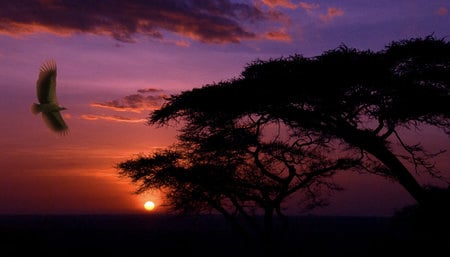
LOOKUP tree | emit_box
[117,113,357,252]
[118,36,449,254]
[150,35,450,210]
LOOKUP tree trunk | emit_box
[345,128,426,204]
[262,209,275,257]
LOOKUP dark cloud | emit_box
[90,88,169,113]
[137,88,164,94]
[0,0,278,43]
[83,87,169,123]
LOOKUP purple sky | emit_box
[0,0,449,216]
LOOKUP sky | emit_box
[0,0,449,216]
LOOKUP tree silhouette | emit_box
[117,36,449,254]
[150,36,449,211]
[118,113,357,252]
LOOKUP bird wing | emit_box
[36,60,58,104]
[42,110,69,135]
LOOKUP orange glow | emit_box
[261,0,298,9]
[320,7,344,22]
[265,28,292,42]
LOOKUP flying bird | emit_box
[31,59,69,135]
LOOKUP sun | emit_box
[144,201,155,211]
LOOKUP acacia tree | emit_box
[118,113,357,247]
[150,36,450,211]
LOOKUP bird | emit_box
[31,59,69,135]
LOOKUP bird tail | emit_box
[31,103,41,114]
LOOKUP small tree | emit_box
[118,113,356,250]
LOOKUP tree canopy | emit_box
[117,35,450,247]
[150,36,450,206]
[118,113,358,244]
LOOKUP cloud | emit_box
[174,40,191,47]
[436,7,448,16]
[136,88,165,94]
[298,2,320,11]
[0,0,276,44]
[319,7,344,22]
[91,88,169,113]
[261,0,298,9]
[82,87,170,124]
[265,28,292,42]
[261,0,319,11]
[80,114,146,123]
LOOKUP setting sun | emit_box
[144,201,155,211]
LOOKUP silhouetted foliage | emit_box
[392,184,450,245]
[151,35,450,207]
[118,114,358,251]
[118,36,450,251]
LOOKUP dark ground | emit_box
[0,214,448,257]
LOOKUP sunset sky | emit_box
[0,0,449,216]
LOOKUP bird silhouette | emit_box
[31,59,69,135]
